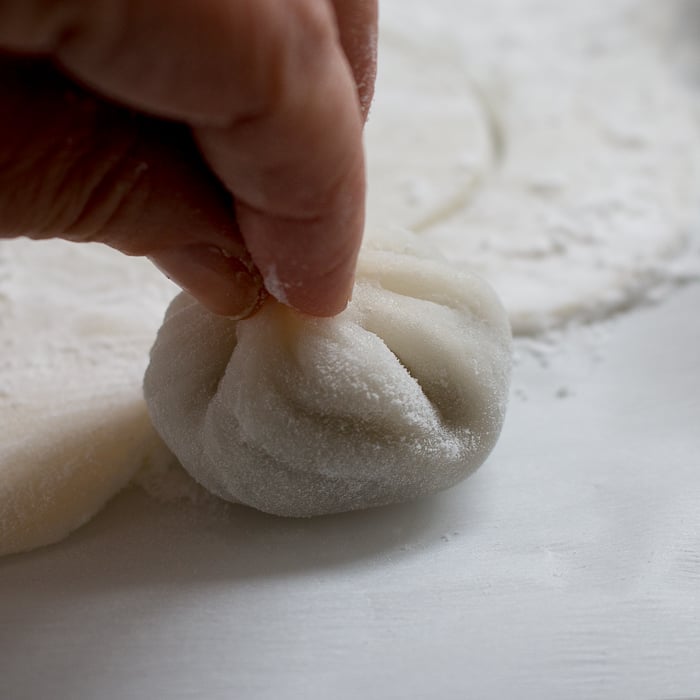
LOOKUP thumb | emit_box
[0,57,265,318]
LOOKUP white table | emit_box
[2,283,699,700]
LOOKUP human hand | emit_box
[0,0,377,317]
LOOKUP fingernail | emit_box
[150,244,266,318]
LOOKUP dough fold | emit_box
[144,235,512,516]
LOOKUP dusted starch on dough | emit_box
[3,0,700,556]
[144,235,512,516]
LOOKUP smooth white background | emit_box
[2,282,699,700]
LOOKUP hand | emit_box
[0,0,377,317]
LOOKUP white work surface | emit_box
[1,283,699,700]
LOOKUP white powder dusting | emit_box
[367,0,700,335]
[262,263,290,305]
[2,0,700,552]
[143,237,512,517]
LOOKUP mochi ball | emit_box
[144,234,512,516]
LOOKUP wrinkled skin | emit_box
[0,0,377,317]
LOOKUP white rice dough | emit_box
[0,240,174,556]
[2,0,700,553]
[366,0,700,333]
[143,235,512,516]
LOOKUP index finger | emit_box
[194,0,369,315]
